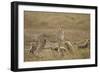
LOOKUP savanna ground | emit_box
[24,11,90,62]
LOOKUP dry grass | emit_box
[24,48,90,62]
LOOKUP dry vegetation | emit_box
[24,48,90,61]
[24,11,90,62]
